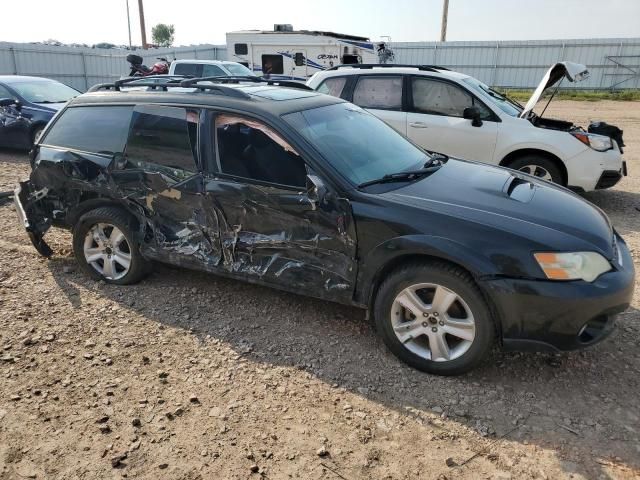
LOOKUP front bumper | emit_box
[481,236,635,352]
[14,181,53,257]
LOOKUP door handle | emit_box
[409,122,429,129]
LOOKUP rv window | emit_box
[294,52,305,67]
[342,54,360,65]
[235,43,248,55]
[317,77,347,98]
[214,114,306,188]
[261,55,284,75]
[353,76,403,110]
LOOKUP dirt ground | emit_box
[0,100,639,480]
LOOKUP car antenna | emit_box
[538,77,564,120]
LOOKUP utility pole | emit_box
[440,0,449,42]
[138,0,148,49]
[125,0,132,49]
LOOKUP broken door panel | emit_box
[205,178,357,302]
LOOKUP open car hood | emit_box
[519,62,590,119]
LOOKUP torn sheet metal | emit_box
[18,146,358,304]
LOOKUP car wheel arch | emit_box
[67,197,145,236]
[362,248,504,343]
[500,148,568,185]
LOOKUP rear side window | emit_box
[317,77,347,98]
[412,78,493,119]
[173,63,203,77]
[262,55,284,75]
[43,106,132,154]
[235,43,248,55]
[126,105,199,179]
[353,76,402,110]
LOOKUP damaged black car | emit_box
[14,76,635,375]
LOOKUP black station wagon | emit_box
[14,76,634,375]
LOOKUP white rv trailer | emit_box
[226,25,392,79]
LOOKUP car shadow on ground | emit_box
[582,188,640,235]
[47,256,640,479]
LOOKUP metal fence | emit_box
[0,42,227,91]
[392,38,640,90]
[1,38,638,91]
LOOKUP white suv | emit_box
[307,63,626,191]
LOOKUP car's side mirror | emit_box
[463,106,483,127]
[306,174,328,204]
[111,152,128,170]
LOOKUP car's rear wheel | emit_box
[72,207,150,285]
[507,155,563,185]
[373,262,494,375]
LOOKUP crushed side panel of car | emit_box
[201,179,357,301]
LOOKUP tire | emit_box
[72,207,151,285]
[373,261,494,376]
[31,125,44,145]
[506,154,564,185]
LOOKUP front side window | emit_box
[261,55,284,75]
[215,114,307,188]
[42,106,133,154]
[412,78,492,119]
[0,85,14,100]
[225,63,254,76]
[126,105,199,180]
[202,64,226,77]
[10,80,79,104]
[353,76,402,110]
[284,103,429,186]
[317,77,347,98]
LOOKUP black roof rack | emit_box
[87,75,312,100]
[326,64,451,72]
[180,75,313,91]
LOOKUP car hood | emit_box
[519,62,590,119]
[380,159,614,256]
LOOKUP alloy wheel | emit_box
[390,283,476,362]
[83,223,132,280]
[518,164,553,181]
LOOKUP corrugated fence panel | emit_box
[0,39,637,91]
[0,42,227,91]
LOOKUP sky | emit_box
[3,0,639,46]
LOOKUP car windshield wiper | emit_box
[358,166,441,189]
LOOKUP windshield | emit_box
[462,77,522,117]
[11,80,79,104]
[283,103,429,186]
[225,63,255,76]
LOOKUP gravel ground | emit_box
[0,100,639,480]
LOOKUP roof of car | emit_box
[70,83,345,117]
[0,75,59,84]
[310,66,471,81]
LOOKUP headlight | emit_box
[571,132,613,152]
[534,252,612,282]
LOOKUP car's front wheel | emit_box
[72,207,150,285]
[507,154,563,185]
[374,261,494,375]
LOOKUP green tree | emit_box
[152,24,175,47]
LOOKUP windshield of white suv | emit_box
[225,63,255,76]
[283,103,430,186]
[11,80,79,104]
[462,77,522,117]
